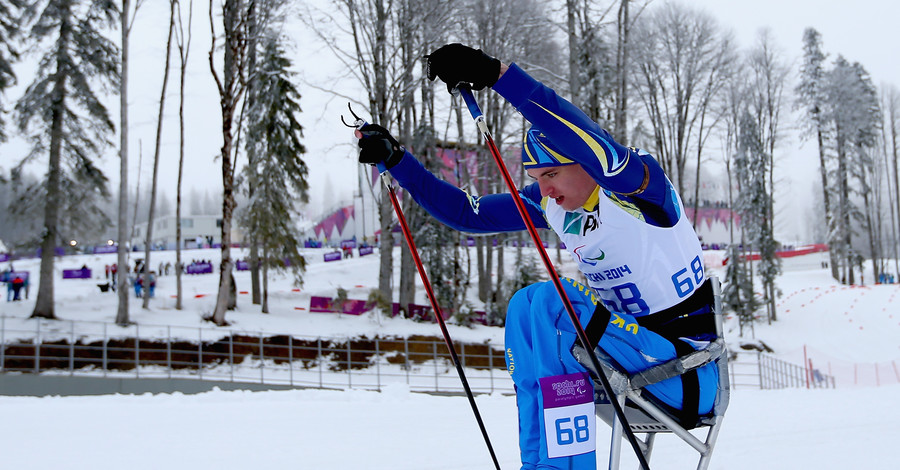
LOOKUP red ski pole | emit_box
[456,86,651,470]
[348,104,501,468]
[380,174,502,470]
[348,103,501,468]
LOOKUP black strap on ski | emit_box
[456,85,651,470]
[381,174,502,470]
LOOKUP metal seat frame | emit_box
[572,276,730,470]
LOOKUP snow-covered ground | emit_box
[1,247,898,469]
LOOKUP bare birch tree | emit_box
[208,0,249,325]
[115,0,144,325]
[141,0,176,309]
[302,0,451,312]
[630,2,734,195]
[719,63,758,335]
[456,0,559,320]
[174,0,193,310]
[744,28,788,322]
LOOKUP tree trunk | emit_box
[888,90,900,281]
[485,236,493,303]
[116,0,132,324]
[175,0,192,311]
[261,245,269,313]
[613,0,630,142]
[210,0,244,326]
[494,234,506,319]
[692,113,707,233]
[397,10,417,317]
[228,271,237,309]
[837,132,853,285]
[142,1,175,309]
[366,0,393,312]
[857,141,880,285]
[377,186,394,312]
[816,124,840,281]
[32,11,73,320]
[476,237,487,303]
[565,0,580,105]
[246,0,261,306]
[398,230,414,314]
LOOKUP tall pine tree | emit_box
[824,57,881,284]
[15,0,119,319]
[239,34,309,313]
[795,27,839,280]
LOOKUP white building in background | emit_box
[131,215,244,250]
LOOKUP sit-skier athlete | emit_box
[355,43,719,470]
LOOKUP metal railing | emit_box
[0,316,513,395]
[1,316,835,394]
[729,350,836,390]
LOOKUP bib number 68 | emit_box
[672,255,704,298]
[555,415,591,445]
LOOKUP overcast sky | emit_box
[2,0,897,243]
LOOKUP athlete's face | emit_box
[526,164,598,211]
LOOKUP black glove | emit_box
[426,43,501,92]
[356,123,405,169]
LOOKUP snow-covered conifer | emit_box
[14,0,119,319]
[239,31,309,313]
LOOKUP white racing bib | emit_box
[544,184,704,316]
[539,372,596,458]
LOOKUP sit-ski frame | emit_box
[573,276,731,470]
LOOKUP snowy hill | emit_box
[1,248,898,469]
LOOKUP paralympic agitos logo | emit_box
[573,244,605,266]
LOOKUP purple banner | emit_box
[93,245,118,254]
[62,268,92,279]
[358,246,374,256]
[36,247,67,257]
[185,262,213,274]
[0,254,9,262]
[236,260,249,271]
[340,239,357,249]
[539,372,592,409]
[309,296,371,315]
[323,251,342,262]
[0,271,28,282]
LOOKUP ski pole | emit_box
[455,86,651,470]
[346,104,502,469]
[381,173,502,470]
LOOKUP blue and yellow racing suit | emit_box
[386,63,718,470]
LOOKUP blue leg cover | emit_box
[504,279,718,470]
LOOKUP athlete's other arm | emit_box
[356,123,547,233]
